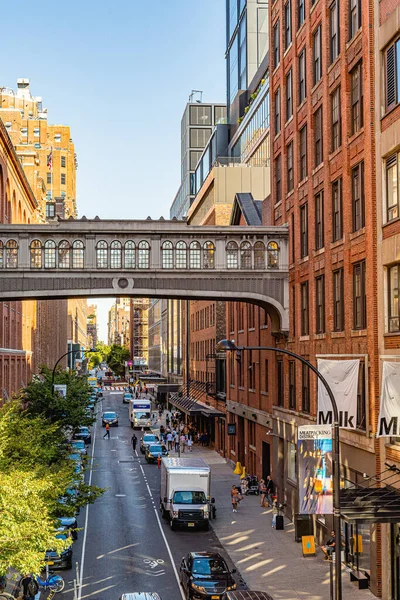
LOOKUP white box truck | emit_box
[160,457,214,531]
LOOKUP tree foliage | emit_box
[88,342,110,369]
[106,344,130,377]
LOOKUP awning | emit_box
[170,396,224,418]
[340,463,400,524]
[155,383,180,393]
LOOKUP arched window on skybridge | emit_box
[58,240,71,269]
[189,241,201,269]
[30,240,42,268]
[6,240,18,268]
[110,240,122,269]
[96,240,108,268]
[0,240,3,269]
[124,241,135,269]
[203,241,215,269]
[226,241,238,269]
[72,240,84,269]
[254,241,266,269]
[176,241,187,269]
[44,240,56,268]
[267,241,279,268]
[162,241,173,269]
[138,240,150,269]
[240,241,252,269]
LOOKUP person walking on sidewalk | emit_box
[131,433,137,452]
[103,423,110,439]
[266,475,275,507]
[166,431,173,451]
[231,485,241,513]
[180,434,186,453]
[187,437,193,452]
[271,498,279,528]
[259,479,267,507]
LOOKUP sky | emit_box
[2,0,227,341]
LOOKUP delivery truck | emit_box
[160,457,214,531]
[129,398,151,429]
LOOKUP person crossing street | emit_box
[131,433,137,452]
[103,422,110,439]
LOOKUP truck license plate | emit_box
[187,522,195,527]
[211,596,220,599]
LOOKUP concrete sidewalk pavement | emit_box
[187,444,374,600]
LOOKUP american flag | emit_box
[47,151,53,170]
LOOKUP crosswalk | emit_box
[103,385,126,391]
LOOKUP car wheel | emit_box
[202,521,209,531]
[66,559,73,570]
[170,519,176,531]
[160,504,166,519]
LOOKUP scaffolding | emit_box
[130,299,150,363]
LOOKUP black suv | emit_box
[180,552,236,599]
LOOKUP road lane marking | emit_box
[136,450,185,600]
[78,407,98,600]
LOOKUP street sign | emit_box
[54,384,67,397]
[302,535,316,557]
[227,423,236,435]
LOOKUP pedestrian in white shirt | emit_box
[180,434,186,453]
[166,431,173,451]
[187,438,193,452]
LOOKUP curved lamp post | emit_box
[216,339,342,600]
[52,347,98,396]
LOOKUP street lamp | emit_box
[52,347,98,396]
[216,339,342,600]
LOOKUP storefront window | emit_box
[287,442,296,481]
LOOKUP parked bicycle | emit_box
[36,571,65,593]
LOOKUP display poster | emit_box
[298,425,333,515]
[377,362,400,437]
[317,359,359,429]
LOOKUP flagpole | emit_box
[51,145,53,200]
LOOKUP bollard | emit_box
[158,454,161,468]
[75,562,80,587]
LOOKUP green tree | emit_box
[106,344,130,377]
[88,342,110,369]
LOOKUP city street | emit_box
[62,390,240,600]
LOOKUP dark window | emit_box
[314,106,323,167]
[351,62,363,134]
[388,264,400,333]
[46,203,55,218]
[353,260,366,329]
[299,49,306,104]
[299,124,307,181]
[331,87,341,151]
[315,191,324,250]
[316,275,325,333]
[264,359,269,392]
[289,361,296,409]
[291,213,295,263]
[298,0,305,28]
[274,20,280,69]
[356,362,366,430]
[47,172,52,184]
[301,281,309,336]
[349,0,361,39]
[286,69,293,120]
[313,25,322,85]
[385,38,400,111]
[300,203,308,258]
[275,154,282,203]
[386,152,400,222]
[302,363,310,413]
[332,178,343,241]
[352,161,365,231]
[248,304,255,329]
[287,142,294,193]
[333,268,344,331]
[249,350,256,389]
[61,173,66,185]
[285,0,292,49]
[291,284,296,336]
[61,156,66,168]
[277,360,284,406]
[275,88,281,134]
[330,0,340,63]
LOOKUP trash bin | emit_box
[275,514,284,530]
[294,514,313,542]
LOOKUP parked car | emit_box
[70,440,87,456]
[102,411,119,427]
[145,444,169,463]
[119,594,162,600]
[180,552,236,599]
[123,393,133,404]
[73,426,91,444]
[45,529,73,570]
[57,516,78,540]
[140,433,159,453]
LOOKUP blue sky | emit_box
[2,0,227,341]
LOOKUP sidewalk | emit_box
[187,444,374,600]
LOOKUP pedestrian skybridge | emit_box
[0,218,289,332]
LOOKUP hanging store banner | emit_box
[298,425,333,515]
[317,359,359,429]
[377,362,400,437]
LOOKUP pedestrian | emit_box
[131,433,137,452]
[271,498,279,528]
[175,433,180,453]
[259,479,267,507]
[231,485,241,513]
[19,574,39,600]
[135,391,139,399]
[187,437,193,452]
[321,530,336,560]
[266,475,275,507]
[103,423,110,439]
[180,433,186,453]
[166,431,173,451]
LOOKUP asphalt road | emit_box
[61,389,238,600]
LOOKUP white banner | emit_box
[317,359,359,429]
[377,362,400,437]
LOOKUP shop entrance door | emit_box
[262,441,271,481]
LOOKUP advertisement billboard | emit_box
[298,425,333,515]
